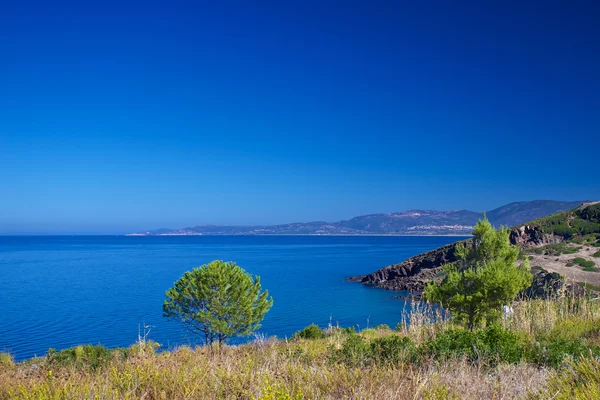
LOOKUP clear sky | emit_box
[1,1,599,234]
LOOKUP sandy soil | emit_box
[530,245,600,286]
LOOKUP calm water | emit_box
[0,235,465,360]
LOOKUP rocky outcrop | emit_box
[346,241,466,292]
[522,269,565,298]
[509,225,562,247]
[348,226,568,295]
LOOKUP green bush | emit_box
[46,344,113,370]
[424,329,482,361]
[424,325,527,364]
[370,335,419,364]
[330,334,371,367]
[530,338,599,368]
[593,250,600,258]
[293,324,325,340]
[572,257,596,269]
[0,352,14,367]
[332,333,418,367]
[375,324,391,331]
[541,243,581,256]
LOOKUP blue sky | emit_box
[1,1,599,234]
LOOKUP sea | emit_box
[0,235,466,361]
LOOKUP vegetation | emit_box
[571,257,598,272]
[528,357,600,400]
[5,206,600,398]
[579,282,600,293]
[0,353,14,368]
[293,323,325,339]
[527,242,581,256]
[163,260,273,345]
[2,296,600,399]
[424,218,531,330]
[528,203,600,238]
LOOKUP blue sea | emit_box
[0,235,465,361]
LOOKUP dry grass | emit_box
[502,294,600,337]
[0,342,548,400]
[2,296,599,399]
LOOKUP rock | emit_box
[522,269,565,298]
[509,225,562,247]
[346,241,464,291]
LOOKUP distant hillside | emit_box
[128,200,588,236]
[349,202,600,294]
[486,200,587,226]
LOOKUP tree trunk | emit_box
[468,312,475,331]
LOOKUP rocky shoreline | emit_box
[347,224,577,297]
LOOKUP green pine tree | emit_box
[423,217,531,330]
[163,260,273,345]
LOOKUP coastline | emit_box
[124,233,473,237]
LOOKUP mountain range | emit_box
[127,200,589,236]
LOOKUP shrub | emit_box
[375,324,391,331]
[528,358,600,400]
[542,243,581,256]
[370,335,419,364]
[478,324,528,364]
[530,338,599,368]
[572,257,596,269]
[330,334,371,367]
[424,329,481,361]
[578,282,600,293]
[548,319,600,341]
[593,250,600,258]
[424,325,528,364]
[46,344,113,370]
[0,352,14,367]
[293,324,325,340]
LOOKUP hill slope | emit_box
[348,202,600,294]
[128,200,586,236]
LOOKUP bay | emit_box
[0,235,465,360]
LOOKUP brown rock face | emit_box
[509,225,562,247]
[346,241,464,292]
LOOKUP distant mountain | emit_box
[127,200,590,236]
[486,200,586,226]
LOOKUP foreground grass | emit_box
[2,297,600,399]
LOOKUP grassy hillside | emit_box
[520,203,600,292]
[2,297,600,399]
[527,202,600,238]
